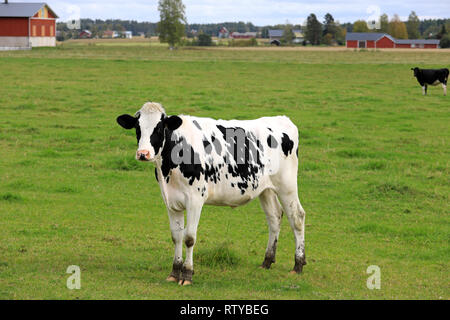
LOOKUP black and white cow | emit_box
[117,102,306,285]
[411,67,449,96]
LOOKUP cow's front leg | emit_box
[443,83,447,96]
[179,201,203,286]
[167,209,184,282]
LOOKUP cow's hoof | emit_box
[166,275,178,282]
[178,267,193,286]
[260,255,275,269]
[178,279,192,286]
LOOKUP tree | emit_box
[353,20,369,32]
[440,34,450,48]
[406,11,420,39]
[388,14,408,39]
[379,14,389,33]
[157,0,187,49]
[197,33,212,46]
[305,14,322,45]
[437,24,447,39]
[322,33,333,45]
[91,25,99,38]
[335,23,347,45]
[323,13,337,38]
[282,22,295,44]
[261,28,269,39]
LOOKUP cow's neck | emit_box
[154,157,169,206]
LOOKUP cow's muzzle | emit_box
[136,150,150,161]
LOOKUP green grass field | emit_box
[0,43,448,299]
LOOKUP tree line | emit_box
[350,12,450,39]
[56,2,450,48]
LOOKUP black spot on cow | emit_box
[135,124,141,145]
[155,167,158,182]
[216,125,265,194]
[204,162,220,184]
[160,132,204,185]
[149,114,165,154]
[296,147,298,157]
[216,125,227,138]
[203,139,212,154]
[267,134,278,148]
[185,235,195,247]
[200,186,206,197]
[237,182,248,195]
[211,135,222,155]
[281,133,294,156]
[193,120,202,130]
[267,127,272,132]
[179,146,203,185]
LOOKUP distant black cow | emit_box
[411,67,449,96]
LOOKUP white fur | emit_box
[134,103,306,281]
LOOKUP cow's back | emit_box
[167,115,299,206]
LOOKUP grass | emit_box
[0,42,448,299]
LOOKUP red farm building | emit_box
[230,32,257,39]
[346,32,440,49]
[0,1,58,50]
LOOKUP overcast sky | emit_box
[24,0,450,25]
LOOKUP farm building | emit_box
[346,32,440,49]
[79,30,92,39]
[218,27,229,38]
[123,31,132,39]
[230,32,257,39]
[269,29,304,44]
[0,1,58,50]
[102,30,117,38]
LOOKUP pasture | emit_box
[0,43,448,299]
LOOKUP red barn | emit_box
[346,32,440,49]
[0,1,58,50]
[230,32,257,39]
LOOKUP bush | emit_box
[180,38,197,46]
[440,35,450,48]
[228,38,258,47]
[197,34,212,46]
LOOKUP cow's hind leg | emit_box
[259,189,283,269]
[166,209,184,282]
[278,192,306,274]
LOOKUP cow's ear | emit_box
[164,115,182,131]
[116,114,137,129]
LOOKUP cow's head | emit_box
[411,67,420,77]
[116,102,182,162]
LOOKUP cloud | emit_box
[26,0,450,25]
